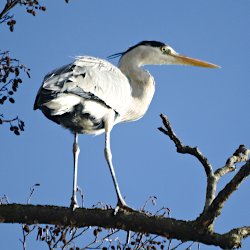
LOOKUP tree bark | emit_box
[0,203,249,249]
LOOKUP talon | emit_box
[70,198,79,211]
[114,206,120,215]
[114,200,135,215]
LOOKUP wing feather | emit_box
[41,56,132,115]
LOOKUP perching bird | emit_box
[34,40,219,210]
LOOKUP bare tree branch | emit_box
[0,203,248,249]
[215,145,250,179]
[158,114,215,211]
[158,114,213,177]
[158,113,250,241]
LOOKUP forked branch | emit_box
[159,113,250,240]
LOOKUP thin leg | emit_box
[70,132,80,210]
[104,130,127,207]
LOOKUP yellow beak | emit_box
[172,54,220,68]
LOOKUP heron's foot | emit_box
[114,199,135,215]
[70,197,79,211]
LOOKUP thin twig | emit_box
[61,227,89,250]
[81,228,119,249]
[140,196,157,212]
[76,186,84,208]
[0,0,19,21]
[167,239,172,250]
[170,241,184,250]
[27,183,40,204]
[19,225,36,250]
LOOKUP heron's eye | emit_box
[160,46,171,54]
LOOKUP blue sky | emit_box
[1,1,250,249]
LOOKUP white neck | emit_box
[118,52,155,122]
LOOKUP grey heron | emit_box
[34,40,219,210]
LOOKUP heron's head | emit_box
[111,40,220,68]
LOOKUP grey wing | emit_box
[36,56,132,116]
[34,63,75,109]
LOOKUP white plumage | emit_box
[34,41,219,210]
[38,56,133,130]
